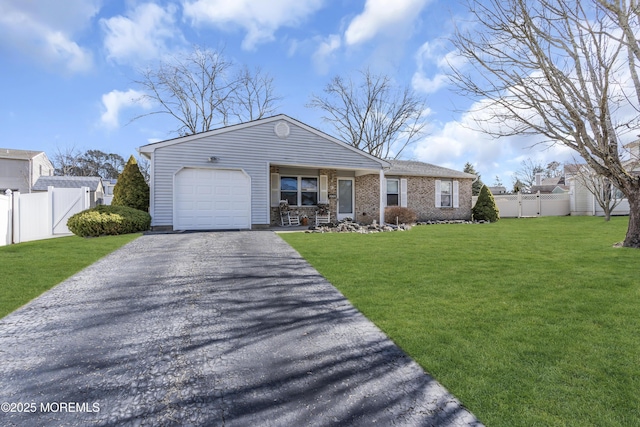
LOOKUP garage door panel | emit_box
[175,168,251,230]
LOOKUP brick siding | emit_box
[356,174,473,224]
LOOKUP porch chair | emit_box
[279,200,301,226]
[315,204,330,226]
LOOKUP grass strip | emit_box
[0,233,140,318]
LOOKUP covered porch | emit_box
[269,164,386,227]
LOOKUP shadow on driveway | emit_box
[0,231,482,426]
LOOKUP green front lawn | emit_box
[280,217,640,427]
[0,234,140,318]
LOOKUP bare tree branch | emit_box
[450,0,640,247]
[308,68,428,159]
[569,162,624,220]
[132,47,280,136]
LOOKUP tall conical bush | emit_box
[472,184,499,222]
[112,155,149,212]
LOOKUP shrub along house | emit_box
[138,115,475,231]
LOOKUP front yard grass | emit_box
[280,217,640,427]
[0,234,140,319]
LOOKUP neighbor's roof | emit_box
[0,148,46,160]
[33,176,103,191]
[386,160,476,179]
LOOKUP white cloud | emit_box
[412,72,448,94]
[100,89,151,129]
[412,41,464,94]
[101,3,182,65]
[0,0,98,73]
[182,0,324,50]
[312,34,341,74]
[410,99,578,187]
[344,0,431,46]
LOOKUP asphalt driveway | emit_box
[0,231,482,426]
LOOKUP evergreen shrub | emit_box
[472,185,500,222]
[67,205,151,237]
[112,156,149,212]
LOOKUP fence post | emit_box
[82,186,91,210]
[47,186,55,238]
[517,191,522,218]
[12,191,20,244]
[537,191,541,216]
[5,190,13,245]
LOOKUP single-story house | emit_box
[32,176,105,207]
[138,115,476,231]
[0,148,54,193]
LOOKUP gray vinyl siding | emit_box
[149,119,384,227]
[0,159,29,192]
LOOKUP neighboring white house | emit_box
[566,141,639,216]
[102,179,117,205]
[0,148,54,193]
[32,176,105,208]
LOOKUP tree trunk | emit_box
[624,190,640,248]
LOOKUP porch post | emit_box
[379,169,385,224]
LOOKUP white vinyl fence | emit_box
[473,191,570,218]
[0,193,10,246]
[1,187,90,245]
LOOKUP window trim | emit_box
[435,179,459,209]
[386,178,399,207]
[280,175,319,206]
[440,179,453,208]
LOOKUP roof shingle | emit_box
[33,176,103,191]
[386,160,476,179]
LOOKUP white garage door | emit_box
[175,168,251,230]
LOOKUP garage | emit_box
[174,168,251,230]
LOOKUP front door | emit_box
[337,178,354,220]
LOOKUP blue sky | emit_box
[0,0,577,187]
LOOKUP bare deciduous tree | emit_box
[450,0,640,247]
[569,163,624,221]
[512,158,545,193]
[134,47,281,136]
[308,69,428,159]
[53,146,83,177]
[228,65,280,125]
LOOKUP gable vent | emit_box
[274,121,290,138]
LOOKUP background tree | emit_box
[512,178,525,194]
[134,47,281,136]
[53,147,124,179]
[450,0,640,247]
[308,68,428,159]
[136,156,151,183]
[545,161,563,178]
[570,163,624,221]
[78,150,125,179]
[472,185,500,222]
[52,146,83,176]
[512,158,545,193]
[464,162,484,195]
[112,156,149,212]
